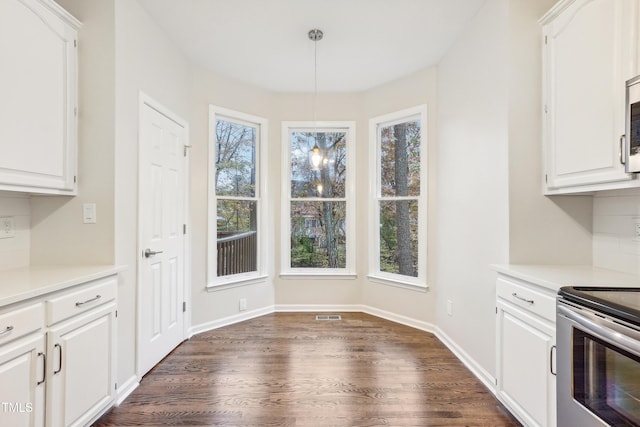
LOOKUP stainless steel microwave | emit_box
[625,75,640,172]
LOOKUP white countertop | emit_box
[0,265,125,307]
[492,264,640,292]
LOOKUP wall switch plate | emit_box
[0,217,15,239]
[239,298,247,312]
[83,203,97,224]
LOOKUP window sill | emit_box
[207,274,269,292]
[279,272,358,280]
[367,274,428,292]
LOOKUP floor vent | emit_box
[316,314,342,321]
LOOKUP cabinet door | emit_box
[542,0,640,192]
[496,301,556,427]
[0,0,79,194]
[0,334,46,427]
[46,303,115,427]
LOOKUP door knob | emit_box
[144,248,163,258]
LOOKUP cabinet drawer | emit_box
[497,277,556,322]
[46,278,117,326]
[0,303,44,345]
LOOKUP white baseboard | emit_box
[434,326,496,393]
[188,305,275,336]
[116,374,140,405]
[275,304,362,312]
[361,305,436,333]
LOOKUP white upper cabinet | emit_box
[0,0,80,194]
[541,0,640,194]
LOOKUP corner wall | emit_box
[435,0,510,381]
[113,0,191,387]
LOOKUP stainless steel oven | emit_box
[557,287,640,427]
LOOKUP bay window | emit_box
[282,121,356,276]
[369,106,427,289]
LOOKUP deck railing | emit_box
[217,231,257,277]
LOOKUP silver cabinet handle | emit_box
[54,343,62,375]
[37,352,46,385]
[620,134,627,165]
[75,294,101,307]
[0,326,14,336]
[144,248,163,258]
[550,345,557,376]
[512,292,534,304]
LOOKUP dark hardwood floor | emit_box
[93,312,521,426]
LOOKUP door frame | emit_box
[135,92,191,379]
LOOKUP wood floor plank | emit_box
[93,313,521,426]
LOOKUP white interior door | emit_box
[138,99,187,377]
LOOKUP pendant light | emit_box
[309,28,323,170]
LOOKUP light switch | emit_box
[83,203,97,224]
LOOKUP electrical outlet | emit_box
[0,217,15,239]
[239,298,247,312]
[447,300,453,317]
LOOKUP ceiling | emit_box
[136,0,486,93]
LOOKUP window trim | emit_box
[207,105,268,289]
[281,121,356,277]
[368,105,428,290]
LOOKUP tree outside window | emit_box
[282,122,355,276]
[370,106,427,288]
[209,106,267,287]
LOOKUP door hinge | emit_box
[115,382,118,390]
[183,224,187,235]
[183,301,186,313]
[115,310,118,318]
[495,306,498,314]
[183,145,191,157]
[74,39,77,48]
[74,107,77,117]
[545,174,548,183]
[544,35,547,45]
[74,175,77,184]
[544,104,548,114]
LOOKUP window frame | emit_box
[281,121,356,278]
[207,105,268,290]
[368,106,428,290]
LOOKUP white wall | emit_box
[361,68,438,325]
[189,66,276,328]
[507,0,593,265]
[436,0,510,382]
[113,0,192,387]
[31,0,116,267]
[0,193,30,270]
[272,92,365,308]
[593,189,640,274]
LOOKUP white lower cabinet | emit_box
[0,333,46,427]
[0,275,117,427]
[46,303,116,427]
[496,276,557,427]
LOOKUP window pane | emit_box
[290,131,347,198]
[290,201,346,268]
[215,119,256,197]
[216,200,257,277]
[380,120,421,197]
[379,200,418,277]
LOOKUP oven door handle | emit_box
[558,305,640,357]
